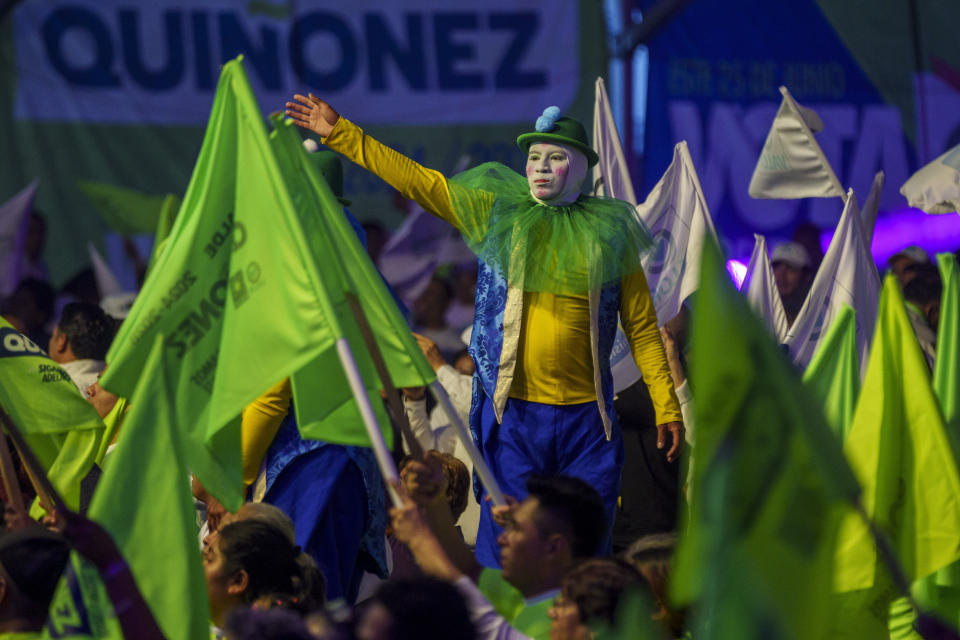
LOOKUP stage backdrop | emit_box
[1,0,606,285]
[642,0,960,260]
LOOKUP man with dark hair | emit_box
[0,528,69,636]
[396,464,606,640]
[47,302,115,396]
[902,262,942,369]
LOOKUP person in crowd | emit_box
[446,262,479,330]
[0,528,68,639]
[354,577,478,640]
[771,241,813,325]
[223,607,315,640]
[203,519,324,630]
[624,532,686,637]
[47,302,115,396]
[2,279,55,348]
[412,276,465,362]
[902,262,942,369]
[888,245,930,287]
[285,95,683,567]
[397,456,608,640]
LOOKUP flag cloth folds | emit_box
[0,180,37,296]
[0,317,103,512]
[741,234,789,342]
[831,275,960,636]
[749,86,845,199]
[802,304,860,441]
[87,243,126,299]
[860,171,885,247]
[101,57,434,509]
[900,143,960,214]
[77,180,180,235]
[672,240,859,640]
[592,76,637,204]
[786,189,880,371]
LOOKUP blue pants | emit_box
[474,395,624,567]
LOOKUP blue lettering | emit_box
[218,12,281,91]
[290,11,357,91]
[490,13,546,89]
[365,13,427,92]
[119,9,184,91]
[433,13,483,91]
[191,11,214,89]
[42,7,119,87]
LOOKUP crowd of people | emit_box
[0,93,955,640]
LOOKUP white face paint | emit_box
[526,143,572,201]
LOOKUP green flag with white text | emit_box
[802,304,860,441]
[0,317,104,512]
[672,241,859,640]
[102,57,434,509]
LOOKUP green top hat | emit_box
[308,148,351,207]
[516,106,599,167]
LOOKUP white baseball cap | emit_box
[771,242,811,269]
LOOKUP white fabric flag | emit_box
[860,170,885,247]
[0,181,38,296]
[900,143,960,214]
[785,189,880,372]
[742,234,789,342]
[87,241,125,297]
[749,86,845,199]
[593,77,717,391]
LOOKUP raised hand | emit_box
[284,93,340,138]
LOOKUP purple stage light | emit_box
[821,207,960,265]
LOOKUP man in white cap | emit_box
[771,241,813,325]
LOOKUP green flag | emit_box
[0,317,104,512]
[101,57,433,509]
[78,181,180,235]
[145,193,180,273]
[672,241,858,640]
[802,304,860,441]
[832,274,960,636]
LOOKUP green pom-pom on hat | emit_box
[517,107,599,167]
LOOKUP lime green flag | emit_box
[802,304,860,440]
[672,241,859,640]
[43,554,121,639]
[0,317,104,512]
[101,57,434,509]
[832,274,960,637]
[145,193,180,273]
[78,181,180,235]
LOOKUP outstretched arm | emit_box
[285,94,464,229]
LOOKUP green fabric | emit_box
[94,397,126,467]
[447,162,650,295]
[0,633,43,639]
[101,57,434,509]
[589,588,663,640]
[77,180,180,235]
[0,317,105,514]
[832,275,960,637]
[477,568,525,622]
[145,193,180,274]
[671,240,857,640]
[802,304,860,441]
[93,336,209,640]
[42,550,122,638]
[513,598,554,640]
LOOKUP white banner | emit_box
[742,234,789,342]
[786,189,880,372]
[749,86,845,200]
[14,0,578,125]
[901,143,960,214]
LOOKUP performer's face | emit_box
[526,143,571,200]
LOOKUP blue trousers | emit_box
[474,395,624,567]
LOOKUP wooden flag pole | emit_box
[0,433,25,516]
[0,405,64,513]
[344,291,425,461]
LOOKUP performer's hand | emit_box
[485,493,518,528]
[413,333,448,372]
[657,421,684,463]
[400,452,447,506]
[285,93,340,137]
[388,481,431,547]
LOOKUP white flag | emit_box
[87,241,126,298]
[591,77,636,203]
[900,143,960,214]
[593,78,717,391]
[742,234,789,342]
[860,170,884,246]
[0,181,38,297]
[786,189,880,371]
[749,86,845,199]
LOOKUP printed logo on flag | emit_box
[0,327,44,357]
[757,133,791,172]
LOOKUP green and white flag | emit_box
[0,317,104,512]
[803,304,859,441]
[101,57,434,509]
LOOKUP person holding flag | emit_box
[285,96,684,565]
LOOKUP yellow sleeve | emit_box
[322,117,461,226]
[620,270,683,424]
[240,378,292,487]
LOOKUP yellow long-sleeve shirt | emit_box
[322,118,681,424]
